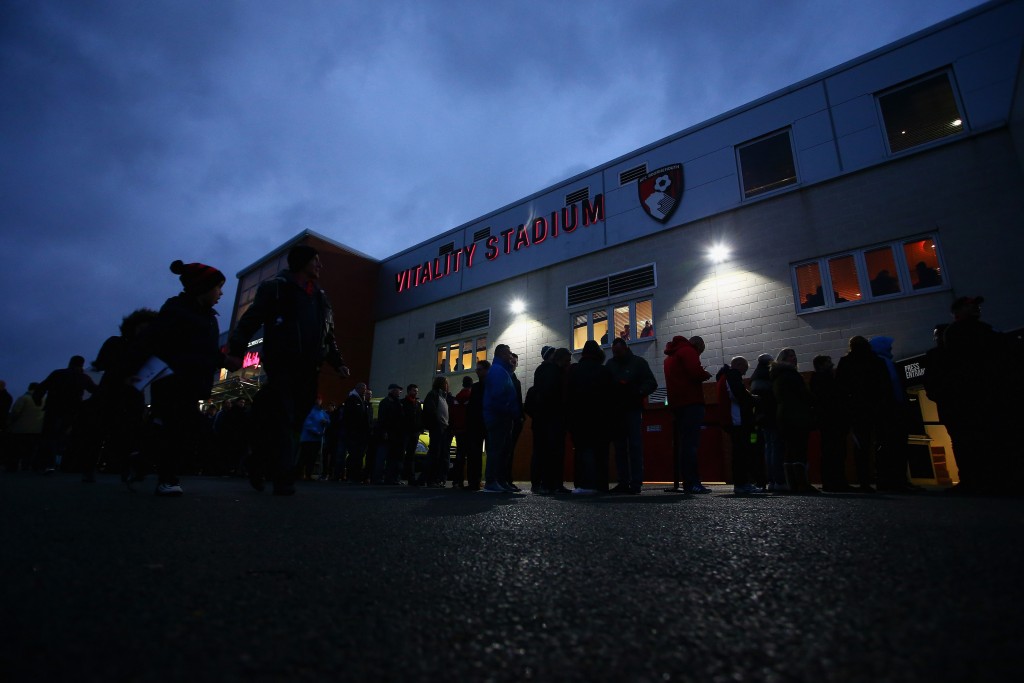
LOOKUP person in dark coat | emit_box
[79,308,158,483]
[869,335,919,492]
[227,244,350,495]
[464,363,489,491]
[771,348,819,494]
[606,338,657,494]
[450,376,474,489]
[377,384,405,485]
[422,376,451,487]
[941,296,1016,493]
[401,384,424,485]
[134,260,240,496]
[342,383,372,484]
[811,354,852,492]
[567,340,613,494]
[34,355,98,473]
[716,356,763,495]
[503,353,525,492]
[749,353,777,490]
[529,346,571,494]
[835,335,889,492]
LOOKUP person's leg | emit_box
[680,404,705,488]
[627,408,644,491]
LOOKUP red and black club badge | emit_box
[637,163,683,223]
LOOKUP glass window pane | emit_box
[572,313,589,351]
[447,343,460,373]
[436,346,446,374]
[903,238,943,290]
[795,262,824,310]
[593,309,609,346]
[475,336,487,365]
[827,255,861,305]
[461,341,474,373]
[739,131,797,198]
[865,247,901,297]
[636,300,654,338]
[613,305,631,342]
[879,73,963,153]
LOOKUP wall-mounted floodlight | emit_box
[708,244,731,264]
[510,299,526,314]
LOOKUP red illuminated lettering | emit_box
[583,194,604,226]
[514,225,530,250]
[485,236,499,261]
[532,218,547,244]
[242,351,261,369]
[550,210,559,238]
[465,242,478,268]
[562,205,579,233]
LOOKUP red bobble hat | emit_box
[170,259,225,295]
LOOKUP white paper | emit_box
[132,356,173,391]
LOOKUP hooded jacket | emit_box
[664,336,711,408]
[483,355,521,425]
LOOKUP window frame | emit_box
[570,296,656,350]
[791,234,949,314]
[736,128,800,200]
[434,334,488,376]
[876,69,967,156]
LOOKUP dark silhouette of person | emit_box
[530,347,571,494]
[771,348,819,494]
[80,308,158,483]
[914,261,942,289]
[34,355,98,473]
[835,335,889,492]
[227,245,350,495]
[803,285,825,308]
[133,260,240,496]
[870,269,900,296]
[567,340,613,493]
[811,354,852,492]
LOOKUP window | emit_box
[571,298,655,350]
[435,335,487,375]
[791,235,947,313]
[878,72,965,153]
[737,129,797,199]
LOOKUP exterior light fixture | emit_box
[708,244,730,264]
[510,299,526,314]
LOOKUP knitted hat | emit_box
[288,244,319,272]
[170,260,225,295]
[541,345,556,361]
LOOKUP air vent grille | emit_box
[565,187,589,205]
[434,309,490,339]
[619,164,647,185]
[567,264,656,307]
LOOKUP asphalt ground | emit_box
[1,473,1021,683]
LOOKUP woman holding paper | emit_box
[134,260,241,496]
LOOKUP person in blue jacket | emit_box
[482,344,521,493]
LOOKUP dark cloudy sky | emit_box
[0,0,984,395]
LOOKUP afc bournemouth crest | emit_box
[637,163,683,223]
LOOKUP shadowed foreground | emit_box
[1,473,1020,682]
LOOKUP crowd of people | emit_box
[1,244,1017,498]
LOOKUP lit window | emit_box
[791,235,947,314]
[571,298,655,350]
[878,72,964,153]
[827,255,861,305]
[865,246,901,297]
[435,336,488,375]
[737,130,798,199]
[903,238,943,290]
[794,262,825,311]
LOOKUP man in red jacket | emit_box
[664,335,712,493]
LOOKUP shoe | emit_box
[155,483,184,497]
[572,487,597,495]
[482,482,507,493]
[822,484,856,493]
[551,486,572,495]
[609,483,631,494]
[505,483,521,492]
[531,486,550,495]
[249,475,265,492]
[733,483,765,495]
[42,467,56,475]
[686,484,713,494]
[856,484,876,494]
[628,486,643,495]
